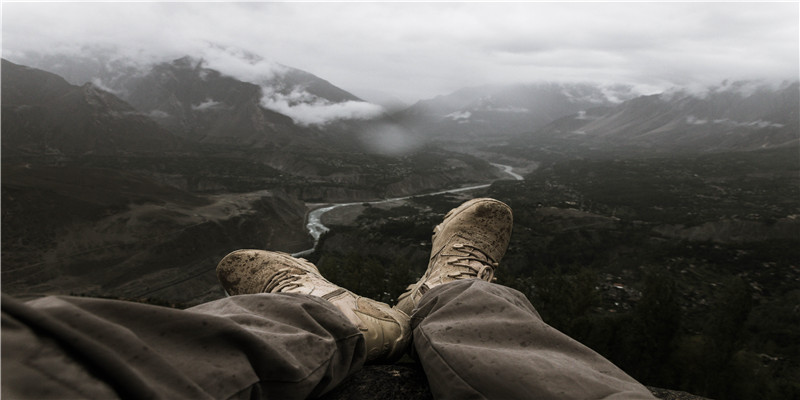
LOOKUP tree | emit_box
[618,269,681,385]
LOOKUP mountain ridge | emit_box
[526,80,800,153]
[10,50,798,155]
[393,82,638,139]
[1,59,181,157]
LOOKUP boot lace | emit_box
[444,243,498,281]
[262,268,304,293]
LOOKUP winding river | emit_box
[292,163,523,257]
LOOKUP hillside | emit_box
[524,81,799,154]
[393,82,637,140]
[9,51,392,152]
[122,56,302,146]
[307,147,800,399]
[1,59,181,156]
[1,52,797,399]
[1,60,504,305]
[1,161,311,304]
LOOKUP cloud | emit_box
[2,2,797,103]
[358,122,421,155]
[198,45,287,84]
[90,78,119,94]
[260,88,385,126]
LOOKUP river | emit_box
[292,163,523,257]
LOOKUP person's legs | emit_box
[2,291,365,400]
[395,198,654,399]
[3,249,410,400]
[411,280,655,400]
[215,250,411,363]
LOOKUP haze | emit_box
[2,2,798,104]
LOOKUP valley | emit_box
[308,147,799,399]
[293,161,525,256]
[1,149,504,305]
[1,54,798,399]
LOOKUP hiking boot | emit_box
[216,249,410,362]
[395,198,513,315]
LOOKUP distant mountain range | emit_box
[5,50,799,156]
[526,81,799,153]
[2,56,392,155]
[392,82,640,139]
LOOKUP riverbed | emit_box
[292,163,523,256]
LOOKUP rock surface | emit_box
[320,364,710,400]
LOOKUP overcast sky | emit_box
[2,2,798,103]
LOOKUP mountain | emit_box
[1,59,180,157]
[120,56,306,147]
[119,56,395,150]
[14,48,365,107]
[10,51,393,151]
[352,88,410,114]
[266,67,362,104]
[527,81,800,153]
[1,160,311,305]
[393,83,638,140]
[4,48,147,96]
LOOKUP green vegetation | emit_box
[54,147,495,199]
[6,134,797,398]
[313,147,800,400]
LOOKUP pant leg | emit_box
[410,280,655,400]
[1,292,366,400]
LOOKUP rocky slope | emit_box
[120,56,304,146]
[1,59,180,156]
[1,162,310,305]
[9,51,393,152]
[528,80,800,153]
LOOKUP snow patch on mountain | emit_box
[688,115,785,129]
[660,79,793,101]
[486,105,529,113]
[148,110,170,118]
[445,111,472,120]
[191,98,224,111]
[686,115,709,125]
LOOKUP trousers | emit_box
[2,280,655,399]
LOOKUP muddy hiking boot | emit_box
[216,249,411,363]
[394,198,513,316]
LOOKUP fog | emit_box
[261,88,385,126]
[3,2,798,105]
[201,46,386,125]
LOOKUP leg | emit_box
[2,291,365,399]
[215,250,410,363]
[394,198,654,399]
[411,280,655,400]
